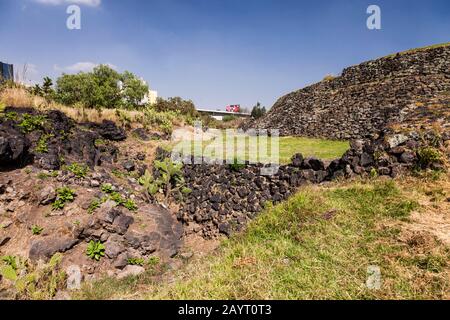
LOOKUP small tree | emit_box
[54,65,148,110]
[120,71,149,109]
[251,102,267,119]
[153,97,199,117]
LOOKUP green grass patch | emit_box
[170,134,349,164]
[76,179,448,300]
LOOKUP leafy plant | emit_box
[3,111,19,122]
[18,114,46,133]
[417,147,442,169]
[138,170,159,196]
[139,158,187,200]
[88,198,101,214]
[1,255,18,270]
[31,225,44,235]
[5,253,66,299]
[123,199,138,211]
[127,257,145,266]
[0,265,17,281]
[37,170,58,180]
[101,183,114,193]
[147,256,160,267]
[86,241,105,261]
[370,168,378,179]
[0,255,20,282]
[37,172,49,180]
[65,163,89,178]
[110,191,125,205]
[52,186,76,210]
[55,65,148,110]
[34,134,54,153]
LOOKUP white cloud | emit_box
[33,0,101,7]
[54,62,118,73]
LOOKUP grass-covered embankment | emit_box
[76,175,450,300]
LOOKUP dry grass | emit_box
[0,87,149,126]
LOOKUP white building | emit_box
[145,89,158,105]
[139,78,158,105]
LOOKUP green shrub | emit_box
[1,111,19,122]
[31,225,44,235]
[115,109,132,128]
[139,158,187,200]
[250,102,267,119]
[147,256,160,267]
[88,198,101,214]
[101,183,114,193]
[94,139,106,147]
[1,255,18,270]
[86,241,105,261]
[152,96,198,117]
[110,192,125,205]
[143,107,177,134]
[18,114,47,133]
[123,199,138,211]
[55,65,148,110]
[0,253,66,299]
[34,134,54,153]
[127,257,145,266]
[52,186,76,210]
[65,163,89,178]
[370,168,378,179]
[417,147,442,168]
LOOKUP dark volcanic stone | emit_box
[98,120,126,141]
[0,123,31,167]
[303,157,325,171]
[360,152,374,167]
[29,237,79,261]
[69,130,99,168]
[122,160,135,172]
[46,110,73,134]
[131,128,150,141]
[291,153,304,167]
[113,214,134,235]
[400,151,416,164]
[218,222,231,236]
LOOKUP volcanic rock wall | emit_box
[249,44,450,139]
[156,125,449,239]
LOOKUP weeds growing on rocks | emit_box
[52,186,76,210]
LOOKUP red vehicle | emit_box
[226,104,240,113]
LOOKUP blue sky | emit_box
[0,0,449,110]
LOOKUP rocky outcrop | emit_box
[0,108,120,170]
[0,122,31,168]
[246,44,450,139]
